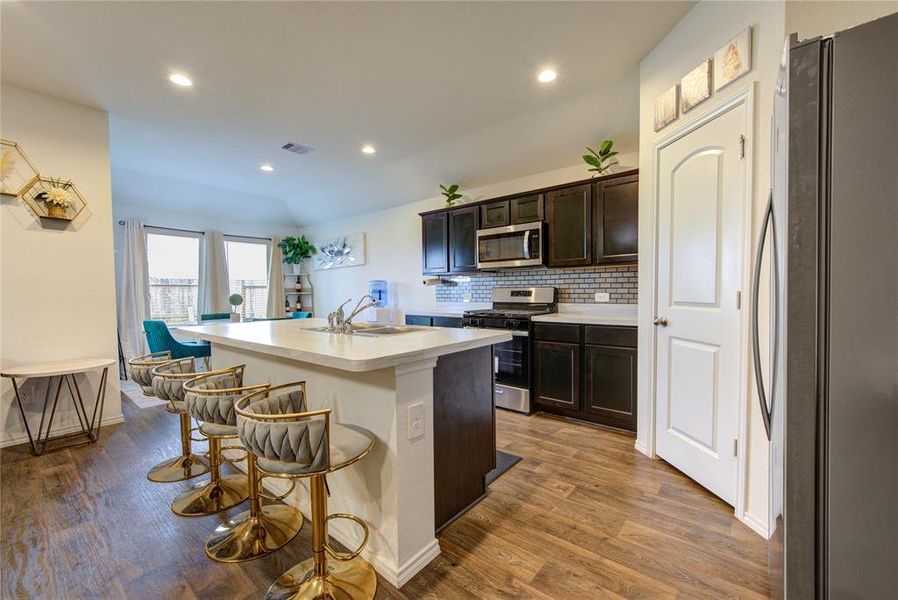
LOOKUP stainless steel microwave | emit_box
[476,221,545,269]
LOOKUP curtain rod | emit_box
[117,221,271,241]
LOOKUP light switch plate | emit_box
[594,292,611,303]
[408,402,424,439]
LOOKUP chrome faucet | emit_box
[326,298,353,332]
[342,295,380,333]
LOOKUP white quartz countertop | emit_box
[175,318,511,373]
[531,304,638,327]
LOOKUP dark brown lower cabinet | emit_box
[584,344,637,431]
[533,323,637,432]
[533,340,580,410]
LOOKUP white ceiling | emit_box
[1,1,693,226]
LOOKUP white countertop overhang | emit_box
[175,319,511,372]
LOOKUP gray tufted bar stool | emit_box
[170,365,266,517]
[235,381,377,600]
[127,351,172,396]
[139,355,211,483]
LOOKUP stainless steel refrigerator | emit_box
[753,12,898,599]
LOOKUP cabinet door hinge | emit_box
[733,438,739,456]
[739,135,746,159]
[736,290,742,309]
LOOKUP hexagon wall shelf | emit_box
[0,139,40,198]
[21,177,87,222]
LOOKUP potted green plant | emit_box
[229,293,244,321]
[582,139,619,176]
[439,184,463,207]
[278,236,317,274]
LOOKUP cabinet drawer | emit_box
[405,315,433,326]
[584,325,637,348]
[533,322,581,343]
[432,316,463,328]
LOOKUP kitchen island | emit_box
[175,318,510,588]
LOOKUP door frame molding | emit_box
[638,83,755,525]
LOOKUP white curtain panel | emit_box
[266,236,287,318]
[198,231,231,315]
[118,220,152,359]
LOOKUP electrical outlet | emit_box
[463,292,472,302]
[594,292,610,303]
[408,402,424,439]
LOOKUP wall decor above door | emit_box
[653,84,679,132]
[714,27,752,91]
[680,59,712,113]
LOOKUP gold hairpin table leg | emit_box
[171,436,248,516]
[147,412,210,483]
[265,475,376,600]
[205,454,303,563]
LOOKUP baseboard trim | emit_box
[0,413,125,449]
[250,468,441,588]
[738,510,770,539]
[634,439,652,458]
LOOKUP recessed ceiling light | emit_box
[361,145,376,155]
[537,69,557,83]
[167,73,193,87]
[259,164,275,172]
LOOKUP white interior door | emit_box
[654,102,748,505]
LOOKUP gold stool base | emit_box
[171,474,249,517]
[147,453,210,483]
[265,557,377,600]
[205,504,303,563]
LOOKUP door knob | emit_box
[652,317,669,327]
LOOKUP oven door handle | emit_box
[523,230,531,259]
[511,330,529,337]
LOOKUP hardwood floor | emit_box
[1,393,768,599]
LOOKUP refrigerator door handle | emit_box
[752,190,776,440]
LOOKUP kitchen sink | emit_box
[304,324,427,336]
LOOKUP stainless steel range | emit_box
[463,287,557,413]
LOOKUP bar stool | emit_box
[170,365,267,516]
[146,357,210,483]
[127,351,172,396]
[235,382,377,600]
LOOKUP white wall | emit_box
[786,0,896,39]
[0,84,122,446]
[298,155,637,317]
[636,1,786,535]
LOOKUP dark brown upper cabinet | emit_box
[421,212,449,274]
[480,200,510,229]
[448,206,480,273]
[594,173,638,264]
[509,194,544,224]
[546,183,592,267]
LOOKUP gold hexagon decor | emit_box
[21,177,87,222]
[0,139,40,198]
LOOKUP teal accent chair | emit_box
[200,313,230,322]
[143,320,212,365]
[292,312,312,319]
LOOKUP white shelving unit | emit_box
[284,270,313,316]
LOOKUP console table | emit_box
[1,358,115,455]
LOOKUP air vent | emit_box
[282,142,314,155]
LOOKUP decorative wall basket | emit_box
[21,177,87,222]
[0,139,40,198]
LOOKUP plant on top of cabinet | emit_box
[440,184,463,207]
[582,139,619,176]
[279,235,317,274]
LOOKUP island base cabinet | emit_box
[533,323,637,432]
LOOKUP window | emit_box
[147,231,201,324]
[225,238,269,320]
